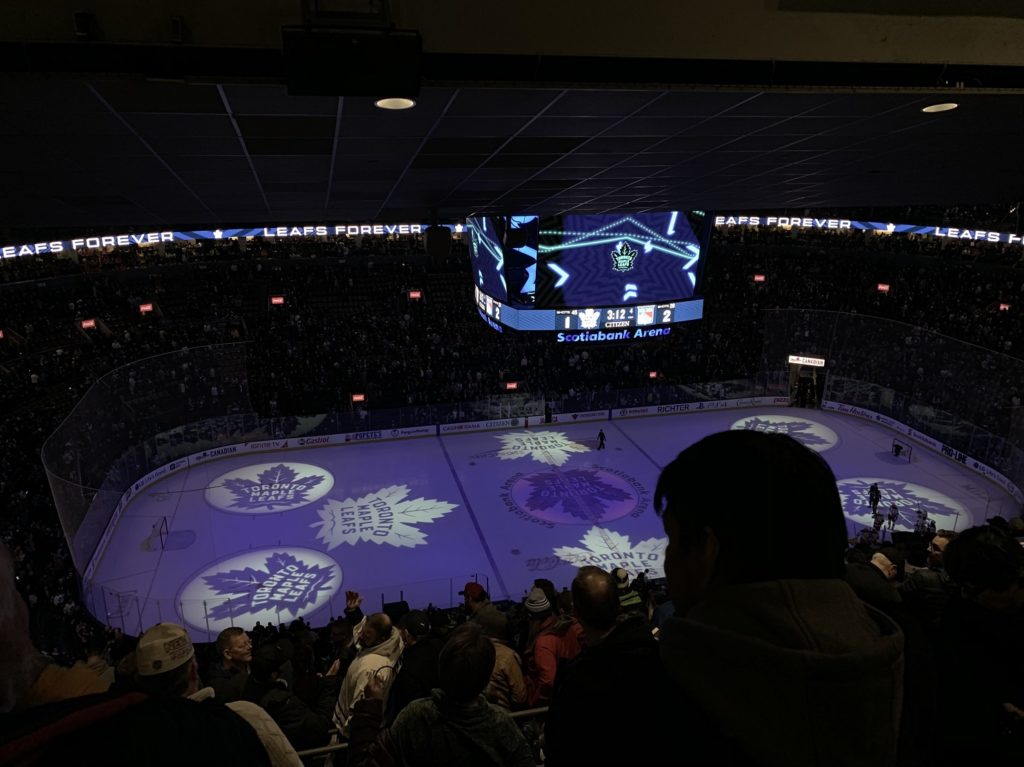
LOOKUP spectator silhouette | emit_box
[348,622,534,767]
[655,430,904,766]
[544,566,673,767]
[935,524,1024,766]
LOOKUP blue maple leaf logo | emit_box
[739,418,829,447]
[221,464,324,510]
[202,551,335,621]
[525,469,633,521]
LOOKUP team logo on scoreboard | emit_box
[178,548,340,633]
[502,467,647,525]
[610,240,639,272]
[205,463,334,514]
[636,305,655,326]
[836,477,970,532]
[496,431,589,467]
[577,308,601,329]
[730,415,839,452]
[553,526,666,578]
[309,484,457,549]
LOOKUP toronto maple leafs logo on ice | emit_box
[553,526,666,578]
[506,468,644,525]
[836,477,970,532]
[310,485,457,550]
[730,415,838,452]
[177,547,341,633]
[496,431,589,467]
[206,462,334,514]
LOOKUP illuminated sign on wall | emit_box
[505,381,519,391]
[753,274,766,283]
[408,290,422,300]
[0,222,447,259]
[80,319,96,330]
[999,302,1011,311]
[351,393,366,403]
[787,355,825,367]
[270,295,285,306]
[714,214,1024,247]
[877,283,891,293]
[139,303,153,314]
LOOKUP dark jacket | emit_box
[206,662,249,704]
[349,691,534,767]
[384,635,444,725]
[545,616,678,767]
[242,674,339,751]
[660,579,904,767]
[935,594,1024,766]
[0,692,272,767]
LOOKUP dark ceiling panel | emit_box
[236,116,336,138]
[244,137,334,155]
[0,76,1021,233]
[125,113,237,137]
[90,81,226,113]
[221,84,337,115]
[449,89,563,116]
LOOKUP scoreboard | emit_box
[555,304,678,331]
[469,211,709,338]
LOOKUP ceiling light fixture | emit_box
[375,97,416,110]
[921,102,958,113]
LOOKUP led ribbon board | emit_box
[0,222,458,258]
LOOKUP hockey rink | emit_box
[86,406,1019,641]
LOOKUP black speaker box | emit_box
[282,27,421,97]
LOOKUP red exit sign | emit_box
[270,295,285,306]
[81,319,96,329]
[139,303,153,314]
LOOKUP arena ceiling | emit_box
[2,58,1024,235]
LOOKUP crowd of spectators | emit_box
[0,206,1022,763]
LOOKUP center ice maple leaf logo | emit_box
[202,551,335,621]
[221,464,325,511]
[496,431,589,467]
[310,485,457,550]
[736,417,832,448]
[553,526,667,578]
[524,469,634,522]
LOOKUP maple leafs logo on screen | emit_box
[202,551,335,621]
[611,240,639,272]
[496,431,589,467]
[524,469,634,522]
[310,485,457,550]
[221,464,325,511]
[577,308,601,329]
[553,526,666,578]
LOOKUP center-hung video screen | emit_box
[536,211,703,308]
[468,211,708,336]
